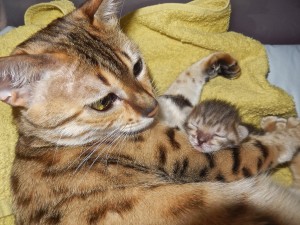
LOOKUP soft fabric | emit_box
[0,0,75,57]
[120,0,296,187]
[0,0,296,224]
[265,45,300,115]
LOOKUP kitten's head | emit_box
[0,0,158,145]
[184,100,248,153]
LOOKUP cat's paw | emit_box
[260,116,287,132]
[269,117,300,164]
[287,117,300,128]
[204,52,241,80]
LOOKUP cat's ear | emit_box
[0,54,56,108]
[236,125,249,141]
[80,0,119,24]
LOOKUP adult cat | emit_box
[0,0,300,224]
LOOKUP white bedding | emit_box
[266,45,300,115]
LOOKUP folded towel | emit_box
[120,0,296,187]
[0,0,296,224]
[0,0,75,57]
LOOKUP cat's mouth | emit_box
[121,118,156,135]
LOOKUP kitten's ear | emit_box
[237,125,249,141]
[80,0,119,23]
[0,54,56,108]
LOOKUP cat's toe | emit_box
[261,116,287,132]
[205,52,241,80]
[287,117,300,128]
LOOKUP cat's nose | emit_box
[142,101,159,118]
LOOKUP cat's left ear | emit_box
[0,54,57,108]
[237,125,249,141]
[80,0,119,24]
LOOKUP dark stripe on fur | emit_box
[216,173,225,182]
[205,153,215,168]
[179,158,189,176]
[166,128,181,150]
[162,94,193,109]
[158,145,167,166]
[199,166,208,178]
[242,167,252,178]
[254,140,269,159]
[257,158,263,171]
[231,146,240,174]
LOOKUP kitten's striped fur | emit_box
[183,100,249,153]
[0,0,300,224]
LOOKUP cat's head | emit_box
[184,100,248,153]
[0,0,158,145]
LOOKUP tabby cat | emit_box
[183,99,249,153]
[0,0,300,224]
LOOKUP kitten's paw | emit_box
[260,116,287,132]
[270,117,300,164]
[204,52,241,80]
[287,117,300,128]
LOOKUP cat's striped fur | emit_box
[0,0,300,224]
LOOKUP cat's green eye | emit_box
[91,93,117,111]
[133,58,143,77]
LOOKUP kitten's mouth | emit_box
[192,143,218,153]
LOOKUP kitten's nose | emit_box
[197,131,211,145]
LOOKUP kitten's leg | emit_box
[161,52,240,106]
[260,116,288,132]
[262,117,300,189]
[158,52,240,128]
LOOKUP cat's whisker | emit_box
[73,126,122,172]
[88,124,130,170]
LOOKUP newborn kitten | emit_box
[184,99,249,153]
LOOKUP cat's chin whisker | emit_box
[89,128,128,169]
[72,125,123,172]
[120,118,155,135]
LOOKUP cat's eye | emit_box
[90,93,117,111]
[133,58,143,77]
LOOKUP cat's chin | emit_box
[121,118,155,135]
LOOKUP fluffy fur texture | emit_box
[183,100,249,153]
[0,0,300,224]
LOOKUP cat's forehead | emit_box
[17,14,140,75]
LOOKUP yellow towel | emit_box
[120,0,295,185]
[0,1,75,224]
[0,0,296,224]
[0,0,75,57]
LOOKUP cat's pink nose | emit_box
[142,101,159,118]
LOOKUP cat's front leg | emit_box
[158,52,240,129]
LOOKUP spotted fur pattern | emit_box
[0,0,300,224]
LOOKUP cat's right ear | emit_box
[0,54,56,108]
[80,0,120,24]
